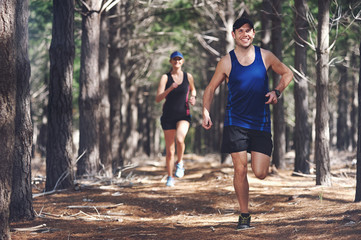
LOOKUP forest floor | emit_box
[10,151,361,240]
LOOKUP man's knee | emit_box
[234,164,248,178]
[253,169,268,180]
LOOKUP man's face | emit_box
[232,23,255,49]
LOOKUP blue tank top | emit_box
[162,71,190,119]
[224,46,271,132]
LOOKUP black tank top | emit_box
[162,71,190,120]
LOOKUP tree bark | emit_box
[261,0,272,50]
[0,1,16,238]
[271,0,286,169]
[315,0,331,186]
[351,52,358,150]
[336,64,349,150]
[98,11,112,175]
[108,2,123,170]
[355,42,361,202]
[293,0,310,174]
[46,0,75,190]
[77,0,101,176]
[10,0,35,222]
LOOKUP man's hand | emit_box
[202,114,213,130]
[265,91,278,105]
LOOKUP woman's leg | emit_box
[175,120,190,164]
[164,129,176,177]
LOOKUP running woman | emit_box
[156,51,196,187]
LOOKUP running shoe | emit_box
[237,214,253,230]
[174,162,185,178]
[166,176,174,187]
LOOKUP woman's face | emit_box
[170,57,183,68]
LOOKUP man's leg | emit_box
[250,151,270,180]
[231,151,249,213]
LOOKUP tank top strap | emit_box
[254,46,262,63]
[229,50,237,63]
[166,72,172,80]
[183,71,188,83]
[229,50,239,70]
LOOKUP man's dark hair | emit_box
[232,17,254,32]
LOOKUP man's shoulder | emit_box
[259,47,273,57]
[215,54,232,76]
[219,53,232,65]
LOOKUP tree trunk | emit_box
[261,0,272,50]
[351,52,358,150]
[117,1,140,164]
[10,0,35,222]
[336,64,349,150]
[0,1,16,238]
[315,0,331,186]
[122,84,139,162]
[108,3,123,170]
[46,0,75,190]
[271,0,286,169]
[77,0,101,176]
[98,11,112,175]
[356,41,361,202]
[293,0,310,174]
[138,87,152,156]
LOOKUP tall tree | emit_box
[98,10,112,175]
[46,0,75,190]
[108,1,124,170]
[118,1,140,163]
[336,62,349,150]
[77,0,102,176]
[10,0,35,221]
[293,0,310,174]
[271,0,286,169]
[315,0,331,186]
[261,0,272,50]
[351,51,358,150]
[0,1,16,238]
[356,41,361,202]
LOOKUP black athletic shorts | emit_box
[161,115,191,130]
[221,125,273,156]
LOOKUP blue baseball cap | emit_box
[170,51,183,59]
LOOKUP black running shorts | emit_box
[161,115,191,130]
[221,125,273,156]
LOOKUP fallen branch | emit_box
[291,172,316,178]
[33,189,67,198]
[67,203,123,209]
[11,224,47,232]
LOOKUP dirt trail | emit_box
[11,153,361,240]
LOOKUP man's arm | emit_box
[202,56,230,129]
[262,49,294,104]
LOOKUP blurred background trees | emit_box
[25,0,361,181]
[1,0,361,236]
